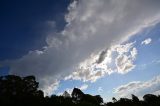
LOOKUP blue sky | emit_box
[0,0,160,102]
[0,0,70,60]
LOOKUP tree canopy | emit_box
[0,75,160,106]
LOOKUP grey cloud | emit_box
[96,50,107,64]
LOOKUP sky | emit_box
[0,0,160,102]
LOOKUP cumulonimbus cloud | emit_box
[1,0,160,95]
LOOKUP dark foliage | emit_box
[106,94,160,106]
[0,75,44,105]
[0,75,160,106]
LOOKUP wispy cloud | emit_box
[98,87,103,93]
[79,84,88,90]
[114,75,160,98]
[138,58,160,70]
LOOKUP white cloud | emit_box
[65,42,137,81]
[79,84,88,90]
[40,78,60,96]
[64,49,112,82]
[116,55,135,74]
[130,48,138,60]
[66,88,73,95]
[64,52,110,82]
[152,90,160,95]
[114,43,137,74]
[114,75,160,98]
[1,0,160,95]
[114,81,142,94]
[98,87,103,93]
[141,38,152,45]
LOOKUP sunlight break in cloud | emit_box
[1,0,160,95]
[65,42,137,82]
[114,75,160,98]
[141,38,152,45]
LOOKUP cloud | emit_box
[96,50,108,64]
[114,75,160,98]
[79,84,88,90]
[66,88,73,95]
[65,42,137,81]
[98,87,103,93]
[114,43,137,74]
[1,0,160,95]
[141,38,152,45]
[42,79,60,96]
[152,90,160,95]
[114,81,142,94]
[130,48,137,60]
[64,51,111,82]
[115,55,135,74]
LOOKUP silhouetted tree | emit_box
[71,88,103,105]
[131,94,139,102]
[143,94,160,106]
[143,94,157,102]
[72,88,84,102]
[62,91,71,98]
[95,95,103,104]
[1,75,160,106]
[0,75,44,105]
[112,97,117,103]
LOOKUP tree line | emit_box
[0,75,160,106]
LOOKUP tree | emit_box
[143,94,158,102]
[0,75,44,105]
[1,75,160,106]
[62,91,71,98]
[0,75,22,97]
[112,97,117,103]
[72,88,84,102]
[22,76,43,97]
[95,95,103,104]
[131,94,139,102]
